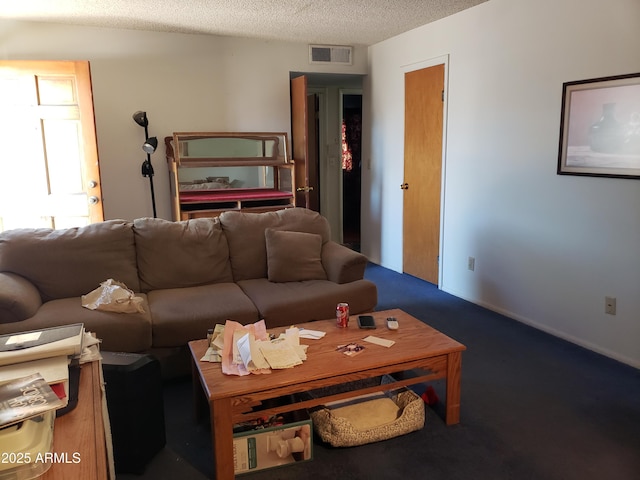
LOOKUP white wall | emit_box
[0,21,367,221]
[363,0,640,367]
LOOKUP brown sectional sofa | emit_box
[0,208,377,373]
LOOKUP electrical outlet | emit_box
[605,296,616,315]
[467,256,475,271]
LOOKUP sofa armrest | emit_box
[0,272,42,323]
[321,241,368,284]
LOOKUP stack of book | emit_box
[0,323,86,418]
[0,323,87,477]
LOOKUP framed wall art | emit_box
[557,72,640,179]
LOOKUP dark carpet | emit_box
[117,263,640,480]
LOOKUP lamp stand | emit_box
[133,111,158,218]
[141,157,157,218]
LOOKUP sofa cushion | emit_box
[220,208,331,281]
[133,217,233,292]
[237,278,378,328]
[265,229,327,282]
[0,273,42,324]
[0,220,139,302]
[321,241,369,284]
[0,295,153,352]
[147,283,259,347]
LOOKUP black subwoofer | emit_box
[102,352,166,474]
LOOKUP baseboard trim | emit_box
[443,288,640,370]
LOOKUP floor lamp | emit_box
[132,111,158,218]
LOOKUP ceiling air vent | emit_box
[309,45,353,65]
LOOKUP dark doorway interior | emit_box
[342,94,362,251]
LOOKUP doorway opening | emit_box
[341,93,362,251]
[289,72,364,248]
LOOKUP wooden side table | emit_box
[42,360,112,480]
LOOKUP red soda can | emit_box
[336,303,349,328]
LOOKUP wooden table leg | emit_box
[191,358,207,423]
[211,397,235,480]
[445,350,462,425]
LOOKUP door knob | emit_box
[296,186,314,192]
[400,183,409,190]
[88,196,100,205]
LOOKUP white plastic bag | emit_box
[81,279,145,313]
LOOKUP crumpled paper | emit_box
[81,279,145,313]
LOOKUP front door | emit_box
[0,60,103,231]
[291,75,320,211]
[402,64,445,285]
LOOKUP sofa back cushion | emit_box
[265,229,327,282]
[133,217,233,292]
[0,220,139,302]
[219,208,331,281]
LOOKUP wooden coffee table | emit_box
[188,308,466,480]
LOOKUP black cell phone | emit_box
[357,315,376,329]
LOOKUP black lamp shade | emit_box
[143,137,158,154]
[133,111,148,127]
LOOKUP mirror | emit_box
[167,132,290,193]
[172,132,289,166]
[177,166,275,191]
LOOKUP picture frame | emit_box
[557,72,640,179]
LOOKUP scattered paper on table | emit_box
[237,333,271,372]
[363,336,395,348]
[281,327,308,360]
[211,324,225,350]
[258,339,303,369]
[212,321,312,375]
[221,320,270,376]
[201,324,226,362]
[232,330,247,366]
[298,328,326,339]
[201,347,222,363]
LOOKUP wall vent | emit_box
[309,45,353,65]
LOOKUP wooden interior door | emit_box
[402,64,445,285]
[291,75,320,211]
[0,60,103,231]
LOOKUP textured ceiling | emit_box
[0,0,488,46]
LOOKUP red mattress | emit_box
[179,188,293,204]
